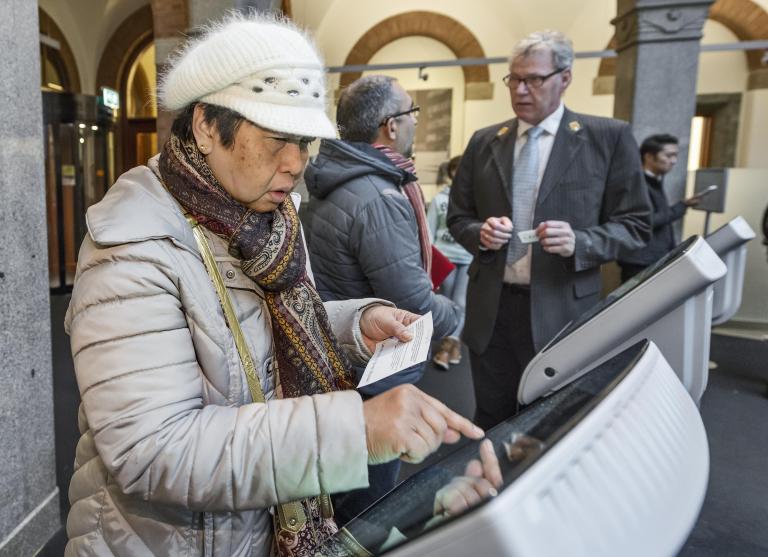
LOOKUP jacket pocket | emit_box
[573,272,601,299]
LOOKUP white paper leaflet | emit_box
[358,312,434,388]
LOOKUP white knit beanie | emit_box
[159,13,336,139]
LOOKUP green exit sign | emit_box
[101,87,120,110]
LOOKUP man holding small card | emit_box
[448,31,651,429]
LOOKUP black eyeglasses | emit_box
[502,67,567,89]
[379,105,420,127]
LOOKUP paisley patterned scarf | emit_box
[159,133,356,398]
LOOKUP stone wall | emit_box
[0,1,61,555]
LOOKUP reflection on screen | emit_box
[542,236,699,351]
[316,342,649,556]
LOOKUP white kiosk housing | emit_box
[705,216,755,326]
[518,236,726,405]
[320,341,709,557]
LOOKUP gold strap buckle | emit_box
[276,500,307,533]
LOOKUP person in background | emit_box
[302,74,461,526]
[762,204,768,262]
[63,14,483,556]
[618,133,707,281]
[428,155,472,370]
[448,30,651,430]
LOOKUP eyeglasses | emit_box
[502,67,567,90]
[379,105,420,127]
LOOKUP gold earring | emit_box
[198,144,209,154]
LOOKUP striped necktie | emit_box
[507,126,544,263]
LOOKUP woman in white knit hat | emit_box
[63,12,488,557]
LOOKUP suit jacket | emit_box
[448,107,651,354]
[618,173,687,266]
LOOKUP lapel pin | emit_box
[497,126,510,137]
[568,120,582,133]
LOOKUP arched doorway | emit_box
[38,8,81,94]
[339,10,491,96]
[122,41,158,170]
[38,7,90,291]
[96,4,155,175]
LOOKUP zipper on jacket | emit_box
[203,512,214,557]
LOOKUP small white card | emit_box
[358,312,434,388]
[517,229,539,244]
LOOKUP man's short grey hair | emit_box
[337,75,403,143]
[510,30,574,70]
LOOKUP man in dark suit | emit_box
[618,134,705,281]
[448,30,652,429]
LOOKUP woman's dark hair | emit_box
[447,155,462,180]
[170,102,246,149]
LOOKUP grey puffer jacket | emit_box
[64,157,377,557]
[303,140,459,342]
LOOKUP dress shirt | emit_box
[504,102,564,284]
[645,169,661,181]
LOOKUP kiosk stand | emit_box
[518,236,726,405]
[318,341,709,557]
[704,217,755,325]
[314,238,724,557]
[692,168,728,236]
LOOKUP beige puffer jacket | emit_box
[64,158,376,556]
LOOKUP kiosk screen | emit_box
[317,343,649,556]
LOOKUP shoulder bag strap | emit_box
[184,214,312,532]
[186,214,266,403]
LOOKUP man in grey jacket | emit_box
[303,75,460,375]
[303,74,462,523]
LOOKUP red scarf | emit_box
[373,144,432,275]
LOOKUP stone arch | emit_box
[339,11,490,90]
[39,7,81,93]
[709,0,768,70]
[96,5,154,93]
[598,0,768,78]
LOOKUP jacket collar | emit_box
[85,154,198,254]
[536,106,586,204]
[489,118,518,203]
[489,107,585,206]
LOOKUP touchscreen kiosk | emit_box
[705,216,755,325]
[519,236,726,406]
[317,341,708,557]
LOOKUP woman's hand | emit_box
[432,439,502,518]
[363,385,484,464]
[359,305,420,353]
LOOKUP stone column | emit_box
[612,0,714,203]
[0,2,60,555]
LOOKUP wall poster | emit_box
[409,88,452,188]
